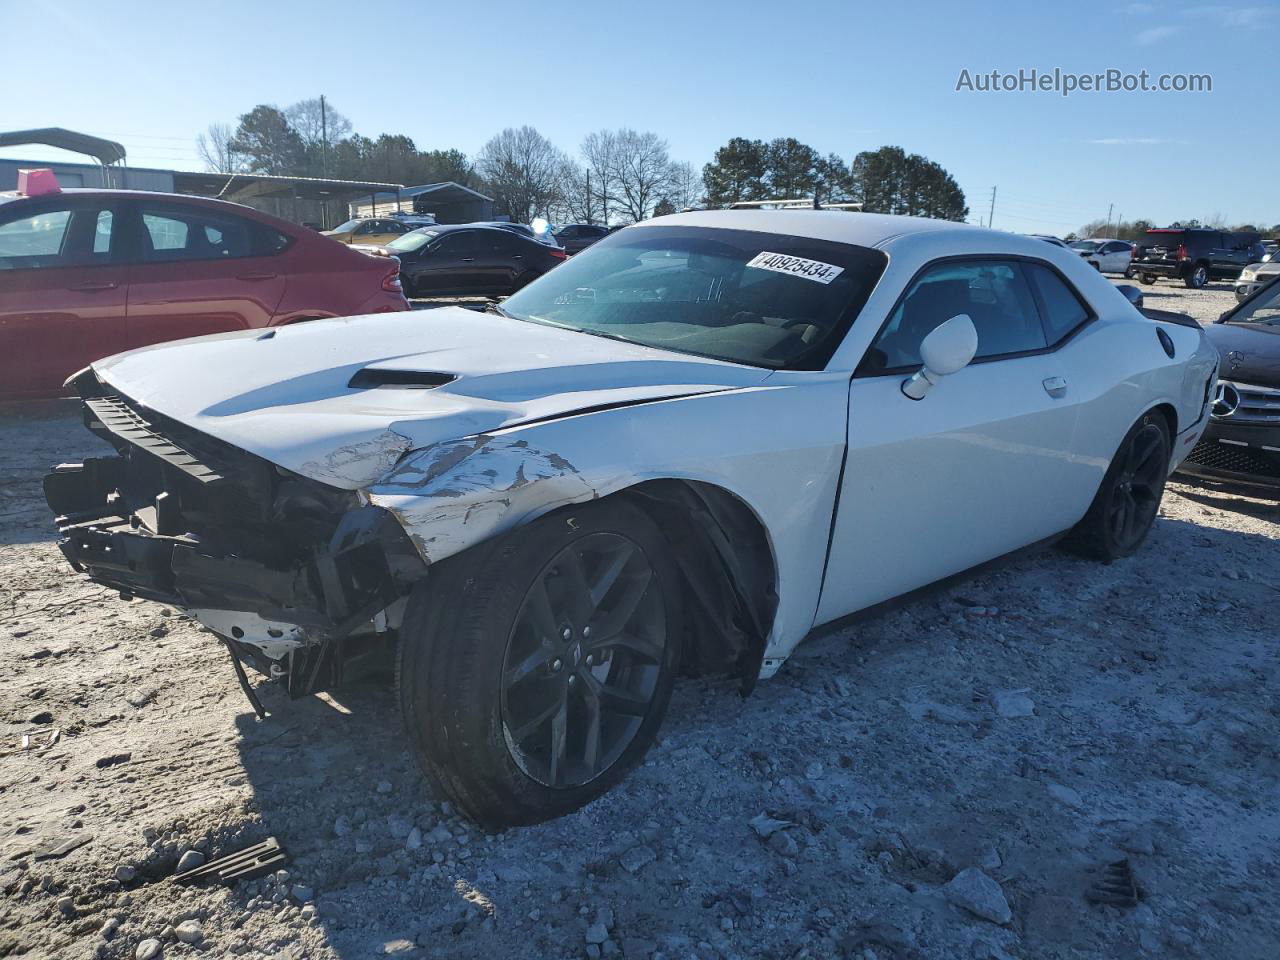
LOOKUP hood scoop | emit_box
[348,368,457,390]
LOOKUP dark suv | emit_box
[554,223,609,255]
[1132,228,1264,288]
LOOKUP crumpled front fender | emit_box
[367,434,601,564]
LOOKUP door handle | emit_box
[460,258,475,263]
[236,273,277,281]
[1042,376,1068,398]
[69,280,119,292]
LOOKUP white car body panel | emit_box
[85,210,1218,676]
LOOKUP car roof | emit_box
[644,209,982,250]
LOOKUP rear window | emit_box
[500,225,888,370]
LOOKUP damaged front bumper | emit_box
[44,375,427,695]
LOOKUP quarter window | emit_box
[865,260,1046,371]
[1026,264,1090,343]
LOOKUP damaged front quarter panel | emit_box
[368,434,599,564]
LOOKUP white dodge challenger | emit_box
[45,210,1218,825]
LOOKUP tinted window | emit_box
[0,204,117,270]
[866,260,1046,371]
[432,231,480,255]
[139,205,258,262]
[500,225,888,370]
[1026,264,1090,342]
[488,231,527,254]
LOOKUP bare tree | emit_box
[285,98,353,176]
[581,130,620,224]
[195,122,239,173]
[666,160,704,211]
[476,126,564,223]
[556,159,606,225]
[609,129,674,222]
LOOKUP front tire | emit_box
[396,498,683,827]
[1063,412,1171,561]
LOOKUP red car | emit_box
[0,178,408,400]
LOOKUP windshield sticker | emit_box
[746,251,844,284]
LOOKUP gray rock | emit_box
[620,937,657,958]
[804,761,824,781]
[586,922,610,944]
[620,845,657,874]
[405,827,422,851]
[944,868,1013,924]
[291,883,314,903]
[333,815,351,837]
[135,940,162,960]
[300,904,317,922]
[382,938,418,955]
[376,780,393,794]
[992,689,1035,718]
[596,905,615,930]
[1047,783,1083,808]
[56,895,75,916]
[175,850,205,874]
[174,920,203,944]
[114,864,137,883]
[749,813,792,839]
[768,830,800,857]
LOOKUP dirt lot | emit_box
[3,282,1277,960]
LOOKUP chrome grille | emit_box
[1215,380,1280,423]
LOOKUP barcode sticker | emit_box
[746,251,844,284]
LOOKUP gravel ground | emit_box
[3,283,1277,960]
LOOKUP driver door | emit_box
[817,258,1093,623]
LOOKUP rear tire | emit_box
[396,498,683,827]
[1184,263,1209,288]
[1062,411,1171,561]
[1141,273,1158,285]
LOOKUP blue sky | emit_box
[5,0,1275,234]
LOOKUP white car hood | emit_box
[93,307,772,488]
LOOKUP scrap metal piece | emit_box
[1086,858,1140,907]
[176,837,285,885]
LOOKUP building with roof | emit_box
[0,127,493,228]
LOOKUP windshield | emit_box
[499,225,888,370]
[1228,279,1280,326]
[386,228,440,253]
[1070,240,1101,252]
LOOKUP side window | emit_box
[0,208,72,266]
[1025,264,1091,343]
[0,205,116,270]
[865,260,1046,371]
[434,232,479,255]
[139,205,256,262]
[354,221,375,235]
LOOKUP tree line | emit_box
[198,99,970,225]
[1069,217,1280,243]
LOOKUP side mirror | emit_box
[901,314,978,400]
[1116,284,1144,309]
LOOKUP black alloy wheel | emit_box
[1063,412,1171,560]
[1106,420,1168,553]
[500,533,667,788]
[396,498,682,826]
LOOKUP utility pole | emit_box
[1105,202,1114,235]
[320,94,329,177]
[988,186,997,230]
